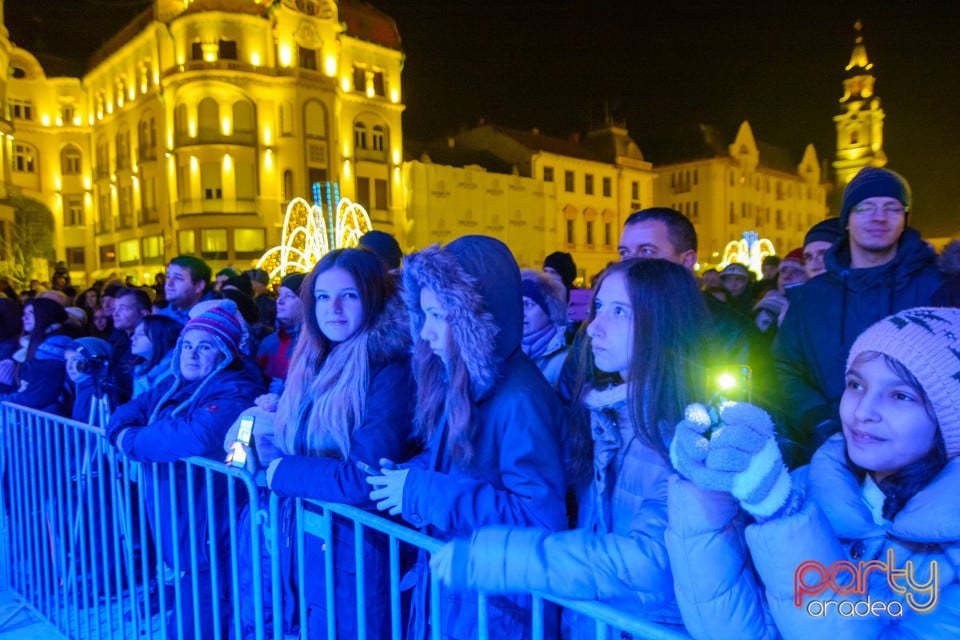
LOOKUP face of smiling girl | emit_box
[586,270,634,381]
[840,352,938,481]
[314,267,364,343]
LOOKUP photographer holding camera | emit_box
[64,337,117,424]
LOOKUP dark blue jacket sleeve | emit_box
[269,358,415,505]
[0,358,67,413]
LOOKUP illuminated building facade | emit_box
[405,120,656,279]
[833,20,886,190]
[2,0,403,284]
[652,121,828,266]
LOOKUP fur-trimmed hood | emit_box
[402,235,522,397]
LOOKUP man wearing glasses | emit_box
[772,167,943,467]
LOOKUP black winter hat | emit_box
[840,167,911,230]
[543,252,577,290]
[358,231,403,271]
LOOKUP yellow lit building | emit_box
[403,119,656,279]
[2,0,403,285]
[833,20,886,190]
[652,121,828,267]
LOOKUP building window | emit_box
[118,186,134,229]
[178,230,195,254]
[10,98,33,120]
[142,235,163,263]
[65,196,84,227]
[604,222,612,247]
[693,169,698,185]
[631,181,639,200]
[61,146,82,175]
[693,201,699,220]
[200,229,228,260]
[729,203,735,224]
[565,219,574,245]
[99,244,116,267]
[353,66,366,92]
[543,166,554,182]
[280,102,294,136]
[219,40,238,60]
[564,171,574,193]
[372,126,386,152]
[373,71,385,96]
[202,162,222,200]
[585,174,594,195]
[119,239,140,266]
[141,177,158,223]
[65,247,85,268]
[191,42,204,61]
[586,220,594,246]
[234,228,265,259]
[356,177,371,210]
[374,178,388,210]
[282,170,294,201]
[299,46,317,70]
[602,177,611,197]
[354,122,367,150]
[60,103,76,124]
[13,144,36,173]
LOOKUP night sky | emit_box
[7,0,960,237]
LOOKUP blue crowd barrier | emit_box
[0,402,690,640]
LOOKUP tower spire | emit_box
[833,20,887,193]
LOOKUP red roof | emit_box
[338,0,401,50]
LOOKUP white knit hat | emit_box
[846,307,960,458]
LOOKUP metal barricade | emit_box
[1,402,690,640]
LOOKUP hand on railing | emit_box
[366,458,409,516]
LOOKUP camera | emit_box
[75,356,110,375]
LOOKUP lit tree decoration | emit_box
[257,186,373,280]
[719,231,776,278]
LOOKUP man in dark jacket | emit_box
[773,167,943,467]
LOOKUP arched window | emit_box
[197,98,219,139]
[372,125,386,152]
[116,128,131,170]
[304,101,327,139]
[233,100,255,133]
[139,112,157,160]
[354,122,367,150]
[61,145,82,175]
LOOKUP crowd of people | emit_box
[4,166,959,638]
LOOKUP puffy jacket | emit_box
[444,384,680,631]
[400,236,567,640]
[773,228,942,466]
[667,434,960,640]
[0,333,72,415]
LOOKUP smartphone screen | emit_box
[228,415,255,467]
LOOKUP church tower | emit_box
[833,20,887,189]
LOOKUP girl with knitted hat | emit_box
[227,248,414,639]
[668,307,960,639]
[426,258,709,634]
[106,301,266,639]
[367,235,567,639]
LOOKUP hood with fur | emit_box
[402,235,522,397]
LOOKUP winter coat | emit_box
[400,236,568,640]
[0,333,72,415]
[666,434,960,640]
[527,325,568,388]
[772,228,942,466]
[255,323,300,391]
[254,301,415,640]
[444,384,681,635]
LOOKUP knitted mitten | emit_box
[670,403,735,492]
[706,402,791,518]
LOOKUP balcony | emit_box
[175,129,257,147]
[138,208,160,225]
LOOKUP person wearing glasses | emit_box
[773,167,943,468]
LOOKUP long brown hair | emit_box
[274,249,389,458]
